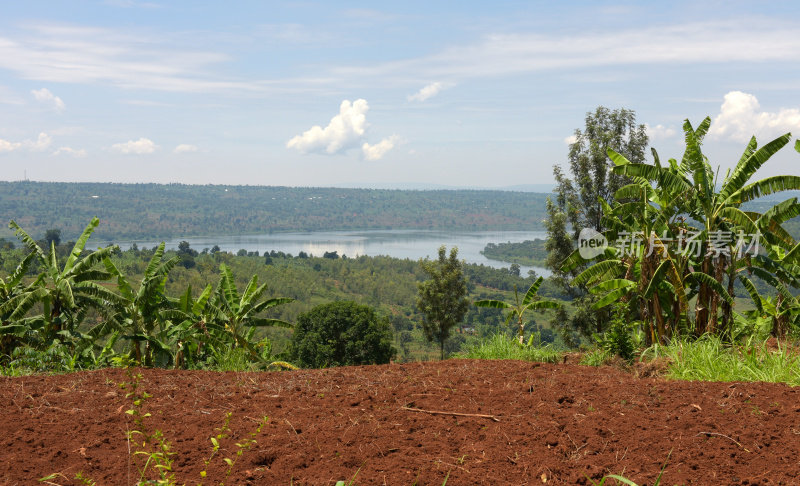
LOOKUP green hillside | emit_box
[0,182,550,241]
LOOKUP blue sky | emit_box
[1,0,799,188]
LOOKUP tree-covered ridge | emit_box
[482,239,548,266]
[0,182,551,241]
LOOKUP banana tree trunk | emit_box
[721,255,734,339]
[695,257,710,336]
[773,294,787,338]
[638,251,651,346]
[652,292,668,344]
[708,257,723,335]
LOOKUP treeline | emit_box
[482,239,548,266]
[0,182,550,241]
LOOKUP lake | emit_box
[100,229,551,277]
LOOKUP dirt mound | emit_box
[2,360,799,485]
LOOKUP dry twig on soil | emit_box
[697,431,750,452]
[401,406,500,422]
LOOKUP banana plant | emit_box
[162,283,223,369]
[611,119,800,337]
[0,218,122,348]
[587,147,698,344]
[475,276,561,344]
[205,263,294,360]
[738,273,800,339]
[101,242,179,366]
[0,252,39,353]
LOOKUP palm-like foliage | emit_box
[0,252,39,353]
[101,242,180,366]
[205,263,293,359]
[0,220,297,370]
[475,276,561,343]
[162,284,222,369]
[0,217,121,348]
[570,118,800,341]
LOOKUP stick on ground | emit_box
[402,406,500,422]
[697,431,750,452]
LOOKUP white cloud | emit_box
[0,132,52,152]
[645,123,677,141]
[31,88,65,112]
[0,139,22,152]
[709,91,800,142]
[563,135,577,145]
[408,82,445,102]
[174,144,198,153]
[53,146,87,157]
[111,137,157,154]
[0,24,263,93]
[335,20,800,81]
[362,135,399,161]
[287,99,369,155]
[27,132,52,150]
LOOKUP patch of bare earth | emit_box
[2,360,799,485]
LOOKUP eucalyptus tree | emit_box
[416,246,470,360]
[556,106,650,238]
[546,107,649,339]
[475,276,561,344]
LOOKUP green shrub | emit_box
[288,301,396,368]
[595,303,637,362]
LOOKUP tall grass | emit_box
[458,334,562,363]
[643,335,800,386]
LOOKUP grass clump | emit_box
[579,348,613,367]
[643,335,800,386]
[458,333,562,363]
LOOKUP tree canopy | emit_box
[417,246,470,360]
[288,301,395,368]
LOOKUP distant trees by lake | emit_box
[0,182,551,241]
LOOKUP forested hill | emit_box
[0,181,551,241]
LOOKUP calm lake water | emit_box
[100,230,551,276]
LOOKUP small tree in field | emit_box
[289,301,395,368]
[416,246,470,360]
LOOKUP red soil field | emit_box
[2,359,799,485]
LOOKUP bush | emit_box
[289,301,396,368]
[596,303,638,361]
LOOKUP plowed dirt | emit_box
[2,359,800,485]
